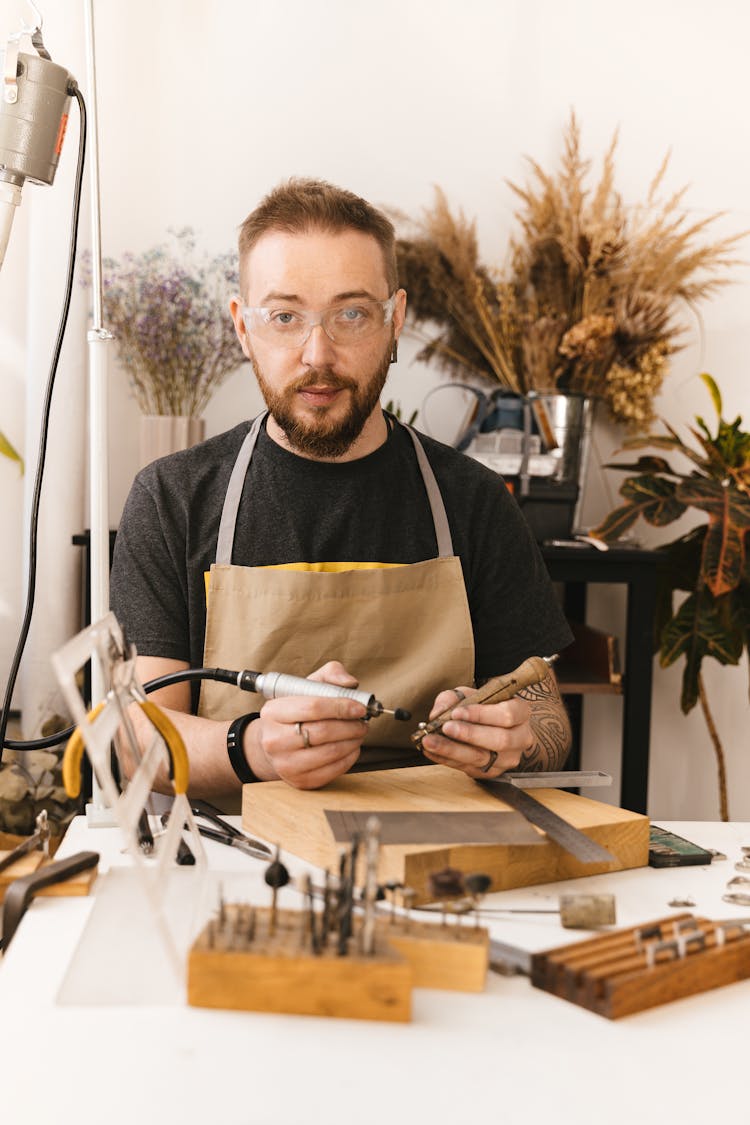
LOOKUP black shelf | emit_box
[542,544,660,814]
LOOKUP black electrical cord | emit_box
[0,84,87,767]
[2,666,245,753]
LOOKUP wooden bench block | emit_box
[243,765,649,904]
[377,916,489,992]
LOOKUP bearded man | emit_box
[110,178,573,802]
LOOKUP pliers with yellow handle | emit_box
[63,698,190,799]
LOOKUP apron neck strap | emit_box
[216,412,267,565]
[402,423,454,557]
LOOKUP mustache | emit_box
[292,370,358,393]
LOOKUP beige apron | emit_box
[200,413,475,770]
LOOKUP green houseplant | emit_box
[592,374,750,819]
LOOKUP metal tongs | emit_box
[188,798,272,861]
[0,809,50,876]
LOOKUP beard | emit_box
[251,335,393,459]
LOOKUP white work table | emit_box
[1,816,748,1125]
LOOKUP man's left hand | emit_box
[419,685,533,778]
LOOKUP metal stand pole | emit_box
[83,0,115,825]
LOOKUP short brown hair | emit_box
[238,177,398,293]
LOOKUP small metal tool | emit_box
[485,893,616,929]
[488,937,532,976]
[501,770,612,790]
[190,799,272,860]
[264,845,290,935]
[158,813,195,866]
[236,670,410,721]
[196,825,272,862]
[0,809,50,876]
[418,891,615,928]
[411,655,554,749]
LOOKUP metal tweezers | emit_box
[189,798,272,861]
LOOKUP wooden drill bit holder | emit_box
[187,901,492,1019]
[187,904,413,1022]
[376,913,489,992]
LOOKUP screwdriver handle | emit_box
[411,655,552,747]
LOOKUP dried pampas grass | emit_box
[396,113,745,428]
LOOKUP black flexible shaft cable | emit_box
[0,85,87,767]
[2,666,244,752]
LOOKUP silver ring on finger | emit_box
[480,749,498,774]
[295,720,311,749]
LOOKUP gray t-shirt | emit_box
[110,416,572,708]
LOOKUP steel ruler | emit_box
[501,770,611,790]
[478,778,615,864]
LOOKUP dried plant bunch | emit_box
[397,114,745,428]
[83,229,244,417]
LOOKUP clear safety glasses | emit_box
[241,294,396,348]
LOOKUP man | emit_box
[111,178,572,801]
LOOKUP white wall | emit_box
[0,0,747,817]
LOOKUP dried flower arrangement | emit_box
[396,114,744,430]
[86,229,244,417]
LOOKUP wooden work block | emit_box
[0,848,46,903]
[0,838,97,903]
[187,907,412,1022]
[376,916,489,992]
[242,765,649,904]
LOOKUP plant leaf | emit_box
[677,476,750,596]
[659,589,743,712]
[621,474,687,525]
[658,527,705,594]
[700,371,722,418]
[0,431,24,473]
[589,503,642,543]
[622,432,711,472]
[602,455,675,474]
[591,475,687,542]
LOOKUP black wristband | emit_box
[226,712,261,784]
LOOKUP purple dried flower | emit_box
[80,229,244,416]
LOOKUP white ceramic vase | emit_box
[138,415,205,469]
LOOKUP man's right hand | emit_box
[246,661,369,789]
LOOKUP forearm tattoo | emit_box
[518,673,572,771]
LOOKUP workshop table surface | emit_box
[0,815,748,1125]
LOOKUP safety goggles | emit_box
[241,294,396,348]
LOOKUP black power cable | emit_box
[2,666,247,753]
[0,84,87,767]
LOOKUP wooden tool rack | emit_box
[531,912,750,1018]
